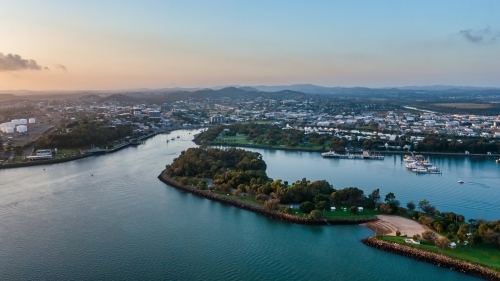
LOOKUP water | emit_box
[0,129,488,280]
[244,148,500,221]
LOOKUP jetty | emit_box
[322,150,384,160]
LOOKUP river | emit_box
[0,129,488,280]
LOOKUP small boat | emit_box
[415,167,428,174]
[171,138,175,140]
[496,158,500,163]
[176,136,180,138]
[458,180,464,184]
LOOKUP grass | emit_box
[378,236,500,271]
[432,103,492,109]
[289,207,379,219]
[52,149,81,159]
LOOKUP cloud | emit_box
[459,27,500,43]
[0,53,45,72]
[53,63,67,72]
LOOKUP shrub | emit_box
[299,201,315,214]
[308,210,323,220]
[421,230,438,241]
[349,206,358,214]
[255,193,267,203]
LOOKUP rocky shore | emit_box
[158,170,377,226]
[362,237,500,281]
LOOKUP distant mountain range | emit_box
[1,84,499,102]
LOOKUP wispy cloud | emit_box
[53,63,67,72]
[459,27,500,44]
[0,53,46,72]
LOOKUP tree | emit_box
[406,201,416,211]
[299,201,315,214]
[422,230,438,241]
[418,199,428,210]
[316,201,330,210]
[384,192,395,203]
[369,188,380,202]
[379,203,393,214]
[308,210,323,220]
[433,222,444,233]
[435,237,451,249]
[457,224,469,242]
[255,193,267,203]
[264,199,280,211]
[179,177,188,185]
[349,206,358,214]
[198,180,208,190]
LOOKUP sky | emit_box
[1,0,500,91]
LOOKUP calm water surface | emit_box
[0,129,488,280]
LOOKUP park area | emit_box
[379,235,500,272]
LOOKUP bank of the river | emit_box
[362,237,500,281]
[157,170,377,225]
[200,141,499,158]
[0,132,159,170]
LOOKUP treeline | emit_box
[196,123,500,153]
[35,119,133,149]
[416,135,499,154]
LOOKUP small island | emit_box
[159,146,500,280]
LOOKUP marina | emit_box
[404,153,442,174]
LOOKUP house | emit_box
[449,242,457,249]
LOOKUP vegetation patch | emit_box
[432,103,493,109]
[379,236,500,271]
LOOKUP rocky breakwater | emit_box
[158,170,377,226]
[362,237,500,281]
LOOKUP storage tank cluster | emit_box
[0,118,34,134]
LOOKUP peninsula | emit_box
[158,146,500,280]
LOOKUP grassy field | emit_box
[432,103,492,109]
[289,207,379,219]
[52,149,81,159]
[379,236,500,271]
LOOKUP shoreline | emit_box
[362,237,500,281]
[0,132,159,170]
[157,170,377,225]
[200,141,500,158]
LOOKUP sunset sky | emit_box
[1,0,499,91]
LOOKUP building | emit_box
[210,114,227,124]
[149,111,161,119]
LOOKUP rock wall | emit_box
[158,170,377,226]
[362,237,500,281]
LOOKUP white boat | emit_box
[427,166,439,172]
[458,180,464,184]
[415,167,428,173]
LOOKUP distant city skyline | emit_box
[1,0,500,91]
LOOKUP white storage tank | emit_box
[11,119,20,125]
[5,122,15,128]
[19,119,28,125]
[5,127,15,134]
[29,118,36,124]
[16,125,28,133]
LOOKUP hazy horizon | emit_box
[1,1,500,91]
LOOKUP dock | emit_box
[321,150,384,160]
